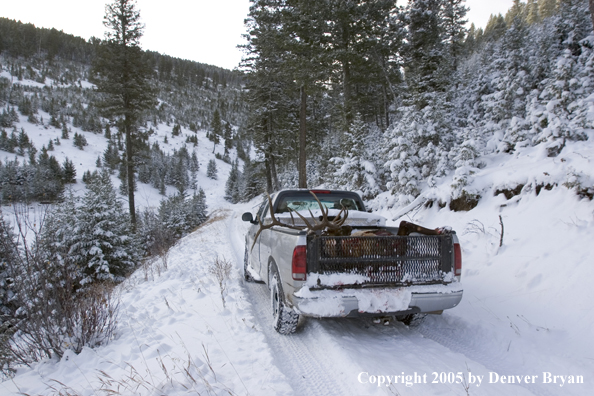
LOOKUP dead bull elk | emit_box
[250,191,349,251]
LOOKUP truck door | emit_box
[249,199,269,276]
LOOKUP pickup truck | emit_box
[242,189,463,334]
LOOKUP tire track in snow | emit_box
[245,282,357,396]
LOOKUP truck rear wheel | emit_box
[244,244,254,282]
[270,267,299,334]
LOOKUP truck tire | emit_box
[269,266,299,334]
[397,313,427,327]
[243,244,254,282]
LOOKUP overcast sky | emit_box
[2,0,515,70]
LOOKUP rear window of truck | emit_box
[274,191,365,213]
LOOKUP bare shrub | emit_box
[463,219,487,236]
[208,256,232,308]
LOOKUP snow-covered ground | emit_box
[1,77,593,396]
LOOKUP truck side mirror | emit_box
[242,212,254,223]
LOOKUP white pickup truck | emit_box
[242,189,463,334]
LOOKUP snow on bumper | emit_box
[292,283,463,318]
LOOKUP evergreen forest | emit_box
[237,0,594,207]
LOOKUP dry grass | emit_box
[31,346,239,396]
[196,210,230,229]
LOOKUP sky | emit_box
[2,0,515,71]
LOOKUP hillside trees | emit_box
[91,0,157,227]
[242,0,295,192]
[0,134,78,203]
[324,0,403,131]
[383,0,467,203]
[242,0,402,192]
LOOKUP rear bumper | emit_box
[291,284,463,318]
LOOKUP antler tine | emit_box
[250,193,274,251]
[251,193,303,251]
[306,191,349,234]
[288,207,314,229]
[309,191,328,219]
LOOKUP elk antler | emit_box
[250,193,304,251]
[288,191,349,235]
[250,191,350,251]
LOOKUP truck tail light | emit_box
[292,245,307,281]
[454,243,462,277]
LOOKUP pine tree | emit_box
[62,158,77,183]
[73,132,88,149]
[0,209,19,326]
[210,109,222,153]
[207,159,218,180]
[61,124,69,139]
[74,170,136,282]
[331,115,380,199]
[172,123,181,136]
[91,0,157,227]
[157,190,207,238]
[440,0,469,69]
[223,121,233,159]
[103,140,120,172]
[224,158,241,203]
[538,0,557,20]
[40,190,82,284]
[526,0,540,24]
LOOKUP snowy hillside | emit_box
[2,119,593,395]
[0,75,235,212]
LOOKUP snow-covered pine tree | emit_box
[40,190,82,285]
[224,158,242,203]
[158,189,207,238]
[73,170,136,283]
[91,0,157,227]
[62,158,76,184]
[240,159,265,202]
[0,209,18,326]
[382,0,461,204]
[223,121,233,160]
[210,109,222,153]
[189,188,208,226]
[331,115,380,200]
[207,159,218,180]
